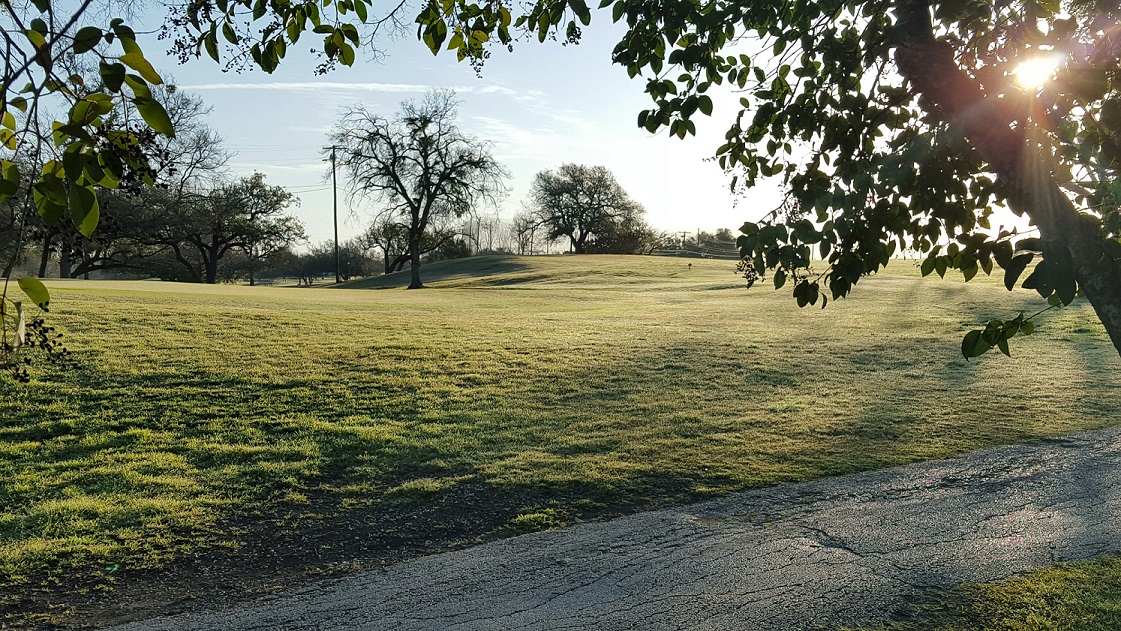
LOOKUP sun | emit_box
[1013,56,1060,89]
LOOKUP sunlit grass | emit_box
[2,254,1119,622]
[848,556,1121,630]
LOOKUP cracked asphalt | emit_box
[104,426,1121,631]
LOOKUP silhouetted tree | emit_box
[528,164,643,254]
[131,173,304,284]
[331,90,508,288]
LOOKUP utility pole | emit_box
[325,146,341,284]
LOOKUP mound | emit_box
[334,254,743,290]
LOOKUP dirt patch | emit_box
[3,481,674,630]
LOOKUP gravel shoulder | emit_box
[101,426,1121,631]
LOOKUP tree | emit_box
[320,0,1121,359]
[361,214,411,275]
[10,0,1121,363]
[132,173,304,284]
[337,237,376,281]
[331,90,509,288]
[586,215,663,254]
[510,211,542,256]
[528,164,645,254]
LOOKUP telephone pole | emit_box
[325,146,341,284]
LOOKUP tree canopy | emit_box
[330,90,508,289]
[428,0,1121,359]
[528,164,645,254]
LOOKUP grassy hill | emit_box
[3,254,1119,627]
[337,254,751,290]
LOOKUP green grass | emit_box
[3,254,1120,623]
[848,556,1121,630]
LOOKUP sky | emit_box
[131,10,785,246]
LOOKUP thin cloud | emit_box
[179,81,517,96]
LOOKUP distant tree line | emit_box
[326,91,677,288]
[2,88,695,289]
[1,89,307,284]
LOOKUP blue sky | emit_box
[134,11,784,246]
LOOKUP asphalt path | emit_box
[104,426,1121,631]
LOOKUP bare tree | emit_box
[362,210,471,274]
[510,211,540,256]
[477,211,502,253]
[331,90,508,288]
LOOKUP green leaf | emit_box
[17,277,49,309]
[338,42,355,65]
[205,30,220,62]
[0,160,20,199]
[222,22,238,45]
[920,256,935,277]
[961,329,990,358]
[1003,253,1033,291]
[698,95,713,116]
[73,26,102,54]
[611,1,625,22]
[568,0,592,25]
[993,240,1013,267]
[25,29,47,50]
[1020,321,1035,335]
[68,184,100,237]
[773,268,786,289]
[124,73,152,98]
[133,97,175,137]
[1022,261,1053,299]
[1049,245,1077,305]
[119,52,163,85]
[34,175,66,206]
[31,0,50,12]
[100,61,126,92]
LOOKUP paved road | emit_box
[105,427,1121,631]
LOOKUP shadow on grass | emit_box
[6,292,1121,628]
[335,255,533,289]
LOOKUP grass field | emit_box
[3,254,1120,627]
[849,555,1121,630]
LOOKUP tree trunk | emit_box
[58,248,71,279]
[205,252,218,284]
[573,234,587,254]
[407,233,423,289]
[37,231,54,278]
[895,0,1121,356]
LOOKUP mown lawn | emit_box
[848,556,1121,630]
[2,254,1119,626]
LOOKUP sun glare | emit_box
[1013,56,1060,89]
